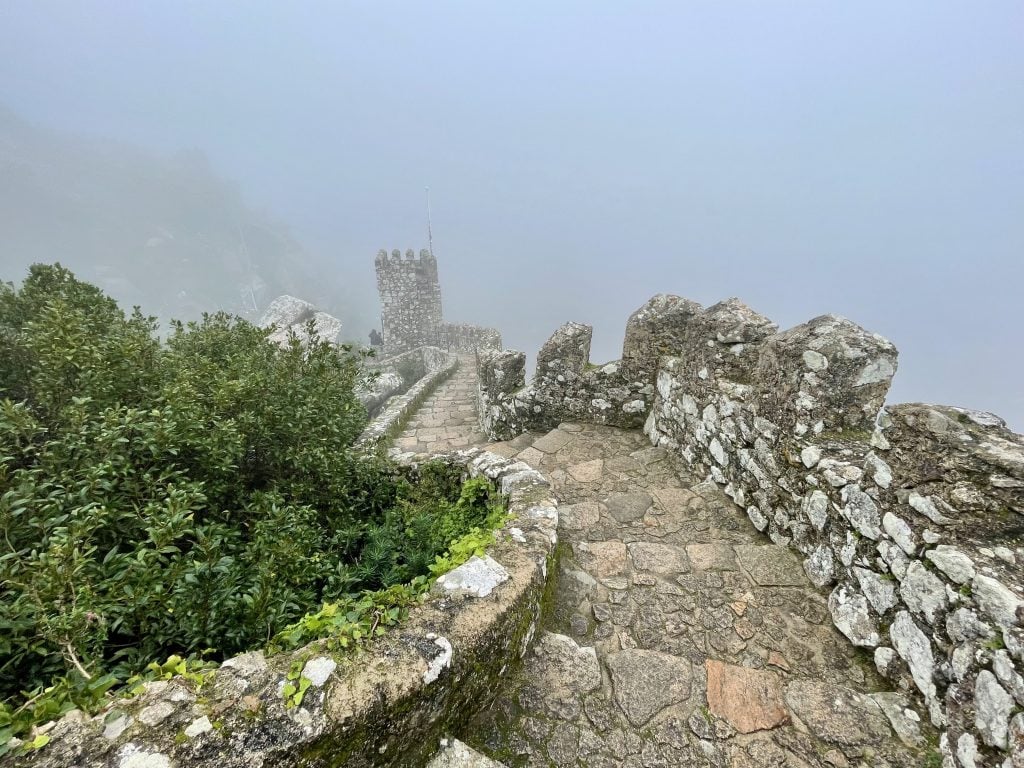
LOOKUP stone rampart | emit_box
[357,345,453,418]
[356,349,459,449]
[438,322,502,354]
[480,293,1024,766]
[375,249,444,356]
[9,449,559,768]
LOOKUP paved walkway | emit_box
[394,355,487,454]
[397,364,933,768]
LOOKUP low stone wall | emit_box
[358,345,453,418]
[438,322,502,354]
[477,295,778,441]
[356,349,459,449]
[480,293,1024,767]
[9,450,559,768]
[641,304,1023,767]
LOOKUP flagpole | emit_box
[426,186,434,256]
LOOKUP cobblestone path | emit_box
[393,355,487,454]
[399,367,933,767]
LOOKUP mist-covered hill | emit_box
[0,106,354,332]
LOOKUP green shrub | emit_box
[0,264,502,744]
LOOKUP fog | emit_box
[2,2,1022,428]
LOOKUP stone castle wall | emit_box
[375,249,501,356]
[438,322,502,354]
[478,295,1024,767]
[375,249,444,356]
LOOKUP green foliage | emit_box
[125,654,219,695]
[282,661,312,708]
[0,264,505,745]
[272,475,507,653]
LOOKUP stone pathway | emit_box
[397,366,936,767]
[393,355,487,454]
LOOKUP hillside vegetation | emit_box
[0,265,499,745]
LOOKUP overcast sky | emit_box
[2,1,1022,428]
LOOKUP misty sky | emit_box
[2,2,1023,428]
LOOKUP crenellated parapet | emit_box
[373,249,503,357]
[478,293,1024,765]
[438,322,502,354]
[375,248,444,355]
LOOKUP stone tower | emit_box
[374,248,443,355]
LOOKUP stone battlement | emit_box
[478,294,1024,767]
[375,248,444,355]
[375,247,438,265]
[374,249,502,357]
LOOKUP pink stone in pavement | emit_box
[706,659,789,733]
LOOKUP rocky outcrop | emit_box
[258,295,343,346]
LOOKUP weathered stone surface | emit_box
[785,680,892,746]
[301,656,337,687]
[259,294,317,330]
[890,612,937,704]
[537,322,592,377]
[621,294,704,377]
[973,574,1023,629]
[926,545,976,584]
[184,715,213,739]
[532,429,573,454]
[874,646,898,678]
[627,542,689,574]
[882,512,916,555]
[829,584,880,647]
[734,544,809,586]
[260,295,344,346]
[705,660,788,733]
[975,670,1014,749]
[568,459,604,483]
[559,501,601,531]
[802,489,830,530]
[842,485,883,540]
[754,314,897,433]
[868,692,924,747]
[803,545,835,587]
[428,738,508,767]
[607,650,692,726]
[1008,713,1024,767]
[886,402,1024,520]
[435,555,510,597]
[531,632,602,695]
[993,649,1024,705]
[575,540,628,578]
[853,566,898,614]
[899,561,948,623]
[957,732,980,768]
[604,492,653,522]
[686,543,737,571]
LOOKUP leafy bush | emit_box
[0,264,501,742]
